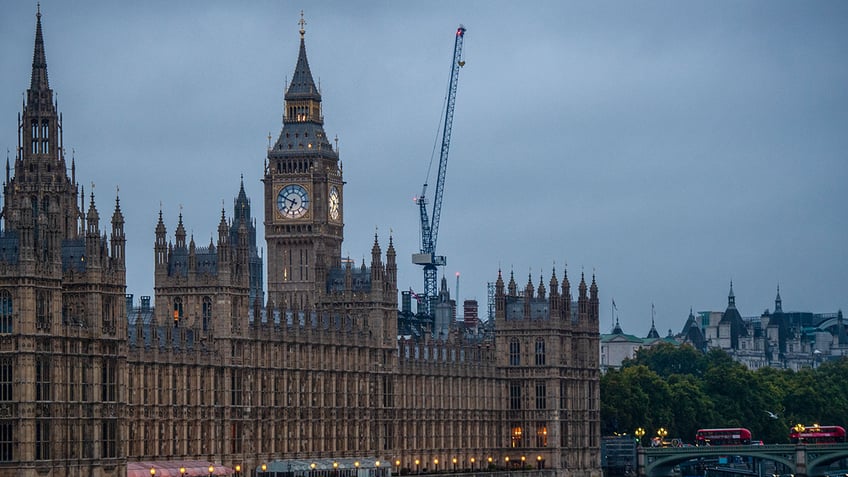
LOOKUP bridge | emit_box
[638,443,848,477]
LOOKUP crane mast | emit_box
[412,25,466,318]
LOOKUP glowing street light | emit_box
[635,427,646,446]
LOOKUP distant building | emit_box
[599,318,675,372]
[694,284,848,370]
[601,283,848,372]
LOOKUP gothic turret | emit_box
[110,193,125,267]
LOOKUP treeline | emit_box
[600,343,848,444]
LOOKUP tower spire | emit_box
[31,4,50,92]
[286,12,320,102]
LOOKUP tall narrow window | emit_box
[35,290,50,329]
[35,419,50,460]
[0,420,12,461]
[509,383,521,410]
[536,422,548,447]
[101,358,116,402]
[35,355,51,401]
[173,297,183,327]
[0,357,11,401]
[509,339,520,366]
[101,419,117,458]
[535,338,546,366]
[230,421,243,454]
[0,292,11,334]
[41,120,49,151]
[81,358,90,402]
[202,296,212,331]
[231,369,243,406]
[535,381,547,409]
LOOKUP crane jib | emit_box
[413,24,466,318]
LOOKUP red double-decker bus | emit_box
[695,428,752,446]
[789,424,846,444]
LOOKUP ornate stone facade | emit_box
[0,9,601,477]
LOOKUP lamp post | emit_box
[657,427,668,446]
[521,456,526,468]
[415,459,420,475]
[433,458,438,472]
[208,465,214,477]
[537,455,543,470]
[452,457,457,471]
[470,457,475,470]
[150,468,156,477]
[395,460,401,474]
[487,456,493,469]
[635,427,646,447]
[261,464,267,477]
[180,467,186,477]
[234,465,241,477]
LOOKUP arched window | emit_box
[172,297,183,327]
[509,338,521,366]
[35,291,50,330]
[202,297,212,332]
[0,291,12,333]
[535,338,546,366]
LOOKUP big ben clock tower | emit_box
[264,15,343,309]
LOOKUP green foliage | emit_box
[601,350,848,445]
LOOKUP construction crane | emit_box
[412,24,466,318]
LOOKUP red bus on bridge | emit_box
[695,428,752,446]
[789,424,846,444]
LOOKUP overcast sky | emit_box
[2,1,846,336]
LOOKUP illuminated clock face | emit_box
[277,184,309,219]
[328,186,340,221]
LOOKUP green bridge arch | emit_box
[638,443,848,477]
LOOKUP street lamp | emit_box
[208,466,214,477]
[657,427,668,446]
[375,461,380,468]
[395,460,401,473]
[452,457,457,471]
[234,465,241,477]
[537,455,543,470]
[521,456,526,467]
[180,467,186,477]
[433,458,439,471]
[470,457,476,469]
[260,464,267,477]
[635,427,646,446]
[150,468,156,477]
[415,459,420,474]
